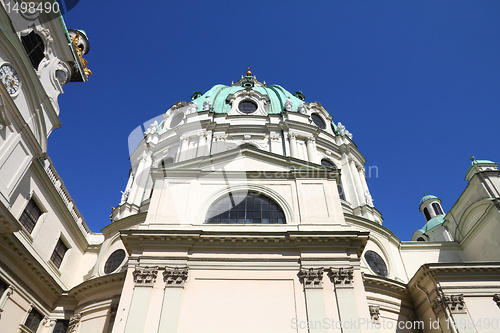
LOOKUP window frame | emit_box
[50,238,69,269]
[103,249,127,274]
[24,307,44,333]
[205,191,286,224]
[18,195,45,236]
[21,30,45,70]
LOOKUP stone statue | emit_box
[284,97,293,111]
[203,97,212,111]
[337,122,345,136]
[120,189,130,205]
[298,103,307,114]
[365,190,373,206]
[187,101,198,114]
[144,120,158,135]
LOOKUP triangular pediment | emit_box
[152,144,338,180]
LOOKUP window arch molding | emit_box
[197,184,294,224]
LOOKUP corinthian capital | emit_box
[133,266,158,287]
[298,268,324,289]
[163,267,189,287]
[329,267,354,287]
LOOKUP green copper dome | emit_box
[419,194,439,207]
[191,77,304,114]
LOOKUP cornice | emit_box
[120,229,369,256]
[67,272,126,301]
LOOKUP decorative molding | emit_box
[432,293,466,315]
[0,285,14,312]
[329,267,354,287]
[494,294,500,308]
[132,266,158,287]
[369,305,380,321]
[68,313,82,333]
[163,267,189,287]
[298,268,324,289]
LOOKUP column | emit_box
[340,153,359,206]
[177,136,189,162]
[289,133,298,158]
[124,267,158,333]
[329,267,362,333]
[299,268,328,333]
[197,132,207,157]
[158,267,189,333]
[128,150,152,206]
[358,167,373,207]
[349,158,366,206]
[306,136,318,164]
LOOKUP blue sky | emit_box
[51,1,500,240]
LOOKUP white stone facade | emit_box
[0,4,499,333]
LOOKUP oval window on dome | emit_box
[364,250,388,277]
[311,113,326,129]
[238,101,258,114]
[170,113,185,128]
[104,249,126,274]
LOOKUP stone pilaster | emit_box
[329,267,361,333]
[299,268,327,333]
[288,133,298,158]
[432,293,476,333]
[124,266,158,333]
[158,267,189,333]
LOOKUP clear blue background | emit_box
[51,0,500,240]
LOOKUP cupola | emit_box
[419,194,444,222]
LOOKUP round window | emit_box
[238,101,258,114]
[311,113,326,129]
[104,249,126,274]
[364,250,388,277]
[170,113,184,128]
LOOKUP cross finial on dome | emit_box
[246,67,252,76]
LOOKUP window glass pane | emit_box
[50,239,68,269]
[0,279,8,298]
[238,101,258,114]
[206,192,285,224]
[364,250,388,277]
[25,308,43,332]
[21,31,45,69]
[104,249,126,274]
[19,199,42,233]
[311,113,326,129]
[53,320,69,333]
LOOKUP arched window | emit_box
[206,191,285,224]
[432,202,443,215]
[321,159,335,169]
[321,159,346,201]
[417,237,426,242]
[423,207,431,221]
[21,31,45,70]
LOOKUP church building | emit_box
[0,5,499,333]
